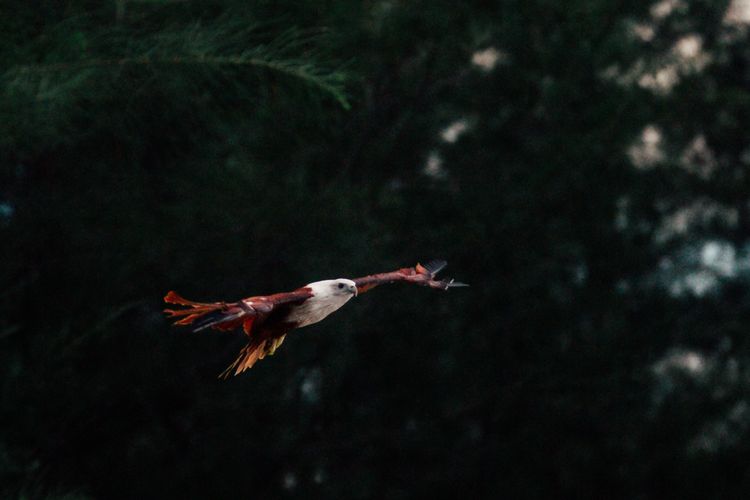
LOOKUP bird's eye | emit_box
[337,283,344,289]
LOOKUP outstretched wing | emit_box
[165,287,314,378]
[352,260,468,295]
[163,287,314,335]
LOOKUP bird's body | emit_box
[164,261,466,378]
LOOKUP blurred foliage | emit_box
[2,0,750,498]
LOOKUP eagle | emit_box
[164,260,466,378]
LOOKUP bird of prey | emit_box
[164,260,467,378]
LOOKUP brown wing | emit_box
[352,260,468,294]
[164,287,313,378]
[165,287,315,378]
[164,287,313,335]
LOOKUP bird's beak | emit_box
[351,286,358,296]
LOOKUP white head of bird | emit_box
[288,279,357,328]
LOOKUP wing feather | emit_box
[163,287,313,335]
[352,260,465,294]
[165,287,313,378]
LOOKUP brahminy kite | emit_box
[164,260,467,378]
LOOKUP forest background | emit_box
[3,0,750,498]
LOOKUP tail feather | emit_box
[218,334,287,379]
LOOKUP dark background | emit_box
[3,0,750,498]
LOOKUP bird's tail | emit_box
[163,291,254,334]
[219,334,287,379]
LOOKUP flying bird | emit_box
[164,260,467,378]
